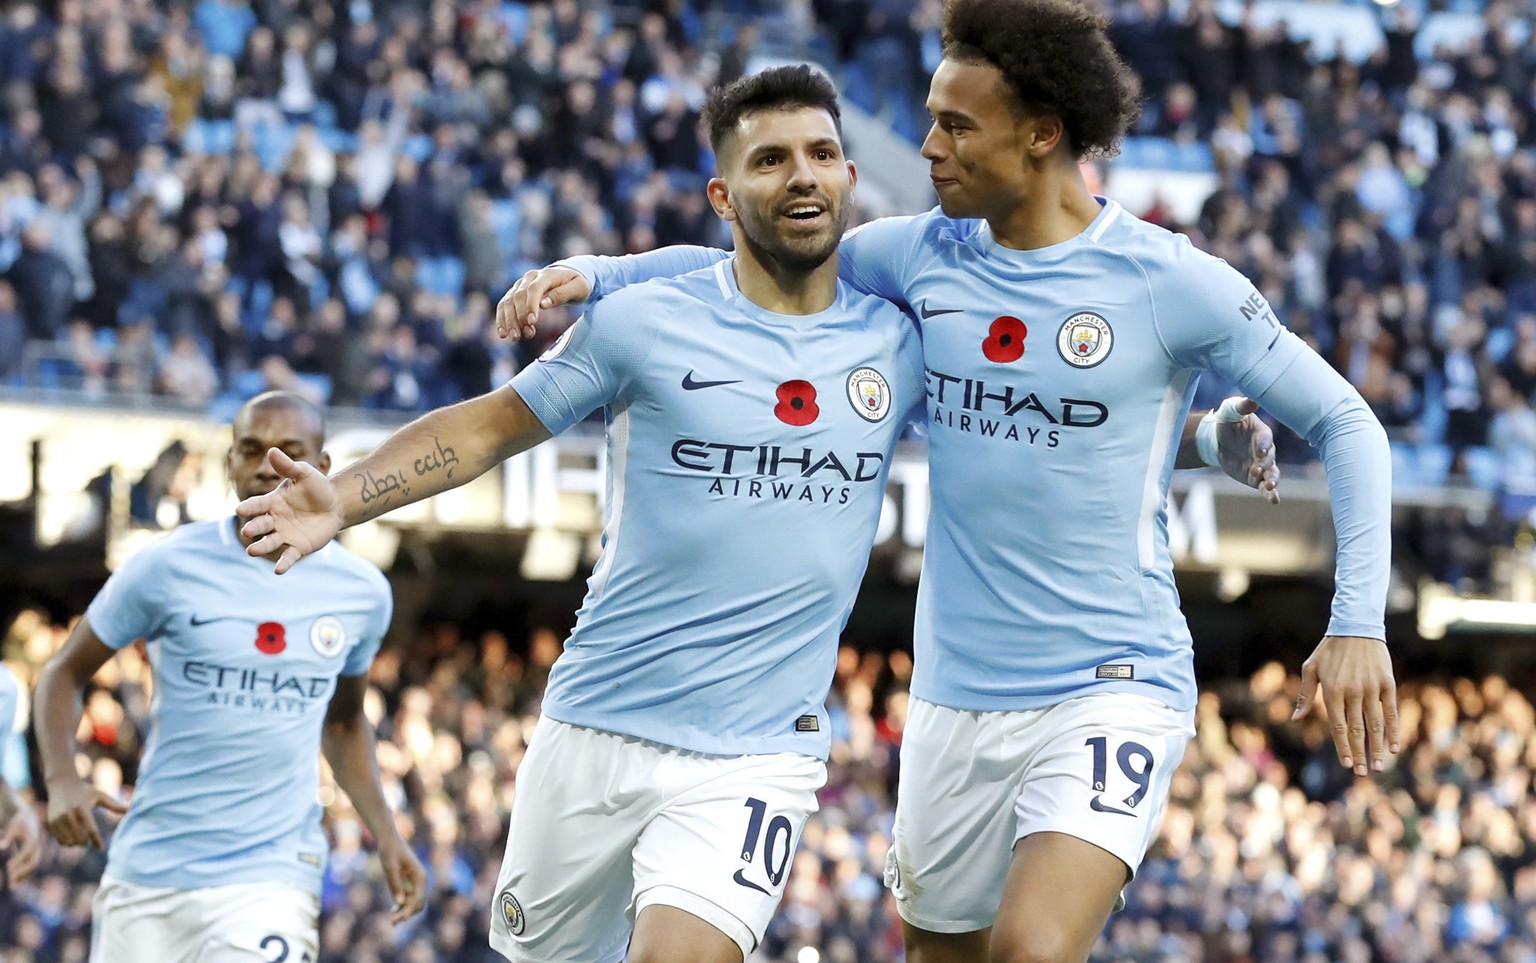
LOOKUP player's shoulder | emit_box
[0,662,16,701]
[597,265,722,315]
[1092,201,1244,288]
[846,206,980,254]
[309,541,392,601]
[121,518,227,567]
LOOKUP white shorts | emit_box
[91,876,319,963]
[489,717,826,963]
[886,693,1194,933]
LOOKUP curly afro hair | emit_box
[942,0,1142,158]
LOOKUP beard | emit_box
[734,194,849,273]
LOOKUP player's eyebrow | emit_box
[928,108,978,126]
[746,137,840,161]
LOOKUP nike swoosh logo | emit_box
[732,869,771,895]
[1089,796,1134,817]
[189,615,240,626]
[918,300,963,320]
[682,371,742,390]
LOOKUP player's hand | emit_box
[495,266,590,340]
[44,776,128,849]
[1292,635,1399,776]
[1,798,44,883]
[1216,397,1280,504]
[236,448,344,574]
[379,835,427,922]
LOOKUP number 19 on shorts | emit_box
[1085,736,1154,817]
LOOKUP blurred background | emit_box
[2,0,1536,960]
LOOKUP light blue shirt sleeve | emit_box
[560,210,930,307]
[86,541,171,650]
[342,577,392,676]
[837,214,924,306]
[511,291,664,434]
[558,248,728,301]
[1152,247,1391,641]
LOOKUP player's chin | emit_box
[772,233,839,270]
[932,184,979,219]
[239,481,282,500]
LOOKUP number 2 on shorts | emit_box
[1085,736,1155,816]
[261,935,313,963]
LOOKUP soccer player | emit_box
[34,391,425,963]
[495,2,1397,961]
[0,663,43,885]
[235,66,925,963]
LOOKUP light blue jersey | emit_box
[85,518,391,892]
[566,198,1391,715]
[511,260,924,759]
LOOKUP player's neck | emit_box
[987,172,1101,252]
[730,250,838,316]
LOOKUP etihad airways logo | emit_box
[182,660,333,713]
[926,368,1108,447]
[671,440,885,505]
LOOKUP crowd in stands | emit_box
[4,603,1536,963]
[2,0,1535,497]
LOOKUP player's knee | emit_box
[627,946,741,963]
[989,925,1081,963]
[903,928,988,963]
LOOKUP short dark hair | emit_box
[237,390,326,445]
[701,64,843,160]
[942,0,1141,158]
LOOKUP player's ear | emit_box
[1025,113,1065,158]
[706,177,736,222]
[846,159,858,196]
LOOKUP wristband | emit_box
[1196,397,1248,468]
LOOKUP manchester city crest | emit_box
[309,615,347,658]
[1056,312,1113,368]
[846,367,891,421]
[500,889,526,935]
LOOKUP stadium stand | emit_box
[3,0,1536,960]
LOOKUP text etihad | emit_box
[925,369,1109,427]
[671,441,886,481]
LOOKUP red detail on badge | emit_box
[774,380,820,426]
[982,316,1027,363]
[254,621,287,655]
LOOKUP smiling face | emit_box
[709,106,857,273]
[921,57,1045,224]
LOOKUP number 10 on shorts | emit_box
[734,797,794,895]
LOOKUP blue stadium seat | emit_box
[1462,447,1504,491]
[1415,443,1454,486]
[185,118,238,155]
[296,373,332,404]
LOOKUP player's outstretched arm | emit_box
[496,246,729,339]
[0,780,43,883]
[238,385,552,573]
[1293,635,1399,776]
[1175,397,1281,503]
[34,618,130,849]
[322,675,426,922]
